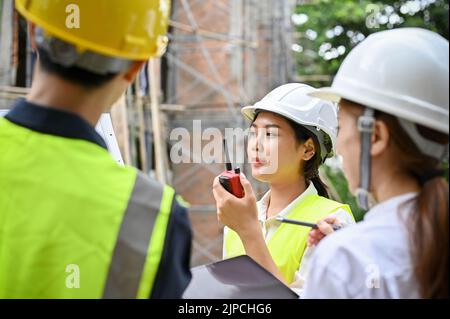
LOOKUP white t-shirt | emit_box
[223,182,355,296]
[302,192,420,299]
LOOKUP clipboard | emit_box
[183,255,299,299]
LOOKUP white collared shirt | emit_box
[302,192,420,299]
[223,182,355,296]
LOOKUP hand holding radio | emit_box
[213,173,259,237]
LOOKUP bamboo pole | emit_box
[135,76,148,174]
[149,58,167,184]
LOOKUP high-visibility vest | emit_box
[224,194,353,283]
[0,117,179,298]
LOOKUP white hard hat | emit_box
[312,28,449,211]
[241,83,338,162]
[312,28,449,159]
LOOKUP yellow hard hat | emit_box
[15,0,171,60]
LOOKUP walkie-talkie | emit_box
[219,139,244,198]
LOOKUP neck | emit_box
[372,167,420,204]
[266,176,307,219]
[27,67,110,126]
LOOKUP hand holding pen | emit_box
[276,215,342,247]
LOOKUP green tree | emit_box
[293,0,449,86]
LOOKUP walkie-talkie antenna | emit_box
[223,138,232,171]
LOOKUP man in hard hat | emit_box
[303,28,448,298]
[0,0,192,298]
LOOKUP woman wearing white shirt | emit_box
[213,83,354,294]
[303,28,448,298]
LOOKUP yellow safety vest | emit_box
[224,193,353,283]
[0,114,180,298]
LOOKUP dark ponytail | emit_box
[286,119,330,198]
[372,111,449,299]
[414,176,448,298]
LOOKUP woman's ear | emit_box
[302,137,316,161]
[371,119,390,157]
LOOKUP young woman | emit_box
[303,28,448,298]
[213,83,354,295]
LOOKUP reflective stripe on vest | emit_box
[224,194,353,283]
[103,172,175,298]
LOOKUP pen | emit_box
[276,216,342,231]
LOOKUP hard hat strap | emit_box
[398,118,449,162]
[356,107,376,211]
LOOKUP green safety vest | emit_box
[0,117,178,298]
[224,193,353,283]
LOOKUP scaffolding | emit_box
[166,0,296,266]
[0,0,297,267]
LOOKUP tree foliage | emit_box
[294,0,449,86]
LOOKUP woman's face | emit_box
[247,111,311,184]
[336,100,363,193]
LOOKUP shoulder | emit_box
[330,207,355,225]
[126,170,189,218]
[311,215,414,283]
[314,214,404,263]
[133,170,166,191]
[312,195,353,217]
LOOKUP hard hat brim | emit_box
[308,88,342,103]
[241,105,264,122]
[241,101,337,141]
